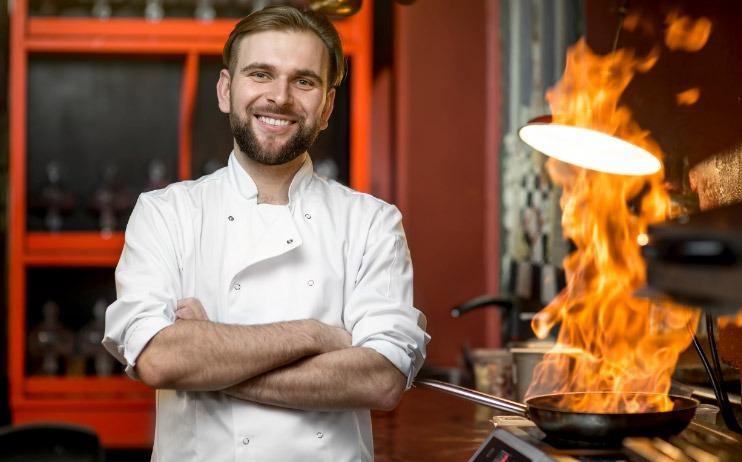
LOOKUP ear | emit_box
[319,88,336,131]
[216,69,232,114]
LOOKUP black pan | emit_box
[416,379,698,443]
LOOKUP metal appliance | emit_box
[642,201,742,314]
[469,415,742,462]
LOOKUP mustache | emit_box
[250,104,299,118]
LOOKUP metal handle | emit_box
[415,379,529,417]
[450,295,514,318]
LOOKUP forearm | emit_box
[135,318,334,391]
[224,347,406,411]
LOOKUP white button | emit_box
[307,280,314,286]
[286,239,294,244]
[316,432,323,438]
[228,216,234,221]
[304,213,312,219]
[233,283,241,291]
[242,437,250,445]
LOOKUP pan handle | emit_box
[415,379,529,417]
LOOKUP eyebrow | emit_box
[240,62,325,86]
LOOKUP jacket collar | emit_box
[227,151,314,205]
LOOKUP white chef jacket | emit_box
[103,153,430,462]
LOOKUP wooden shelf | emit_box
[25,16,364,55]
[24,232,124,266]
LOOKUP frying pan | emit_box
[416,379,698,443]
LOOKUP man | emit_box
[102,5,429,462]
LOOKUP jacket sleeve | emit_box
[102,193,182,379]
[344,203,431,389]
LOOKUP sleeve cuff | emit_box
[359,338,419,389]
[121,316,173,380]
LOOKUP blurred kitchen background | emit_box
[1,0,742,460]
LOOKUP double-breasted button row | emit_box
[227,211,311,223]
[227,211,312,222]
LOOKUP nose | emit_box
[266,78,292,107]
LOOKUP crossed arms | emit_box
[135,298,406,411]
[106,194,425,413]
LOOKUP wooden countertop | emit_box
[372,387,495,461]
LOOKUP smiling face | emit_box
[217,30,336,166]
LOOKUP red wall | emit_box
[394,0,501,367]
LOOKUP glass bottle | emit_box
[28,301,75,376]
[78,298,114,376]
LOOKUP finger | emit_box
[196,305,209,321]
[178,298,206,313]
[175,304,209,321]
[175,306,196,320]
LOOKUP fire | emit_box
[719,312,742,329]
[665,10,712,52]
[526,18,711,412]
[676,88,700,106]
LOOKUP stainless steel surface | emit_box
[415,379,528,416]
[509,342,553,401]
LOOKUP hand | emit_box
[175,297,209,321]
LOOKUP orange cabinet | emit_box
[8,0,371,447]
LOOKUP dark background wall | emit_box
[394,0,500,367]
[1,0,10,426]
[0,0,10,425]
[586,0,742,182]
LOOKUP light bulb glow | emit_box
[518,123,662,176]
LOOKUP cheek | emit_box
[307,97,328,120]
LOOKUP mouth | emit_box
[253,111,298,130]
[256,115,295,126]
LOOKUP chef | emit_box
[102,5,429,461]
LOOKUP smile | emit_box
[256,115,294,127]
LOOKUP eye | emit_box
[250,71,271,81]
[296,78,316,89]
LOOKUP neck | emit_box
[234,150,308,205]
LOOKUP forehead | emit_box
[235,30,329,77]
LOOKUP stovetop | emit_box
[469,415,742,462]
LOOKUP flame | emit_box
[665,10,712,52]
[527,38,702,413]
[622,11,654,36]
[676,88,700,106]
[719,312,742,329]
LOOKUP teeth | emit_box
[258,116,291,126]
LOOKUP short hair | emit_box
[222,5,346,89]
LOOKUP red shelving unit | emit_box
[8,0,372,447]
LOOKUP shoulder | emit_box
[308,175,405,239]
[309,174,401,219]
[137,167,227,213]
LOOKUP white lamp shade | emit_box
[518,122,662,176]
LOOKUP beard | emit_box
[229,105,322,166]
